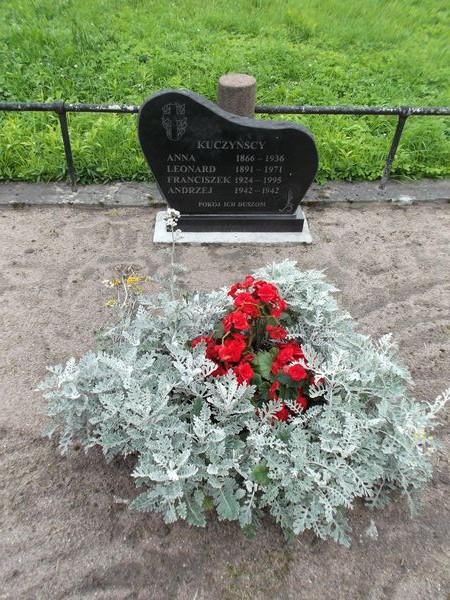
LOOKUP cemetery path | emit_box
[1,202,449,600]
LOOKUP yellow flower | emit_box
[104,298,117,307]
[126,275,139,285]
[112,278,121,286]
[412,430,427,442]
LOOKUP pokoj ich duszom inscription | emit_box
[138,90,318,231]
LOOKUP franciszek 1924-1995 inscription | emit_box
[138,90,318,232]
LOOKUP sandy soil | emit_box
[1,201,449,600]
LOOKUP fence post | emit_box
[217,73,256,117]
[55,101,77,191]
[379,109,409,189]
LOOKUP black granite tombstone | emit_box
[138,90,318,232]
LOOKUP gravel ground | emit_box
[1,198,449,599]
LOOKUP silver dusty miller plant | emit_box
[40,260,449,546]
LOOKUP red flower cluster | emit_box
[191,276,321,423]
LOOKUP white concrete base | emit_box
[153,211,313,244]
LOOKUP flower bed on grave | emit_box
[40,260,448,545]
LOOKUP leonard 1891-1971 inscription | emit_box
[138,90,318,232]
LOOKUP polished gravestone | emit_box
[138,90,318,233]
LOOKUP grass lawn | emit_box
[0,0,449,183]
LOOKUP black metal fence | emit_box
[1,100,449,191]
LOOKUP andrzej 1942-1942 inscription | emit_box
[138,90,318,232]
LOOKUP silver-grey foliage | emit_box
[40,260,448,545]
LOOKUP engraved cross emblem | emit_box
[161,103,188,141]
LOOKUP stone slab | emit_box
[138,90,318,221]
[153,209,312,244]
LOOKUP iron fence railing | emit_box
[1,100,449,192]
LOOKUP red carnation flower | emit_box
[232,311,250,330]
[234,292,260,317]
[205,344,221,362]
[222,314,233,332]
[233,362,254,384]
[271,359,282,375]
[227,275,256,299]
[283,363,308,382]
[217,335,247,363]
[266,325,287,340]
[295,394,308,411]
[271,342,304,374]
[242,275,255,289]
[277,341,304,364]
[231,332,247,343]
[211,365,227,377]
[268,381,280,400]
[271,300,287,318]
[278,299,287,311]
[272,403,290,422]
[234,292,255,306]
[222,310,250,332]
[228,283,242,298]
[254,281,279,303]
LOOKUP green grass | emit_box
[1,0,449,183]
